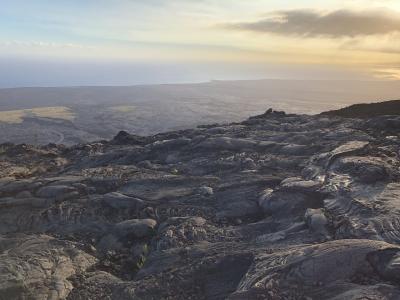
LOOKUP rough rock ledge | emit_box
[1,101,400,299]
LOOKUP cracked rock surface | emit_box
[1,104,400,299]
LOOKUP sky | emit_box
[1,0,400,87]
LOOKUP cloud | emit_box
[340,35,400,54]
[0,40,91,49]
[374,68,400,80]
[223,9,400,38]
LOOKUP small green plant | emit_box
[135,254,147,270]
[142,244,149,255]
[0,145,7,155]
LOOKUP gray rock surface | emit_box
[114,219,157,238]
[1,102,400,299]
[0,235,96,300]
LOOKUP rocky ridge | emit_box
[1,102,400,299]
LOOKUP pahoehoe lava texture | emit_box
[1,102,400,299]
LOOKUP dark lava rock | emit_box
[321,99,400,119]
[2,100,400,299]
[111,130,148,145]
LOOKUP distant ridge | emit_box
[321,99,400,118]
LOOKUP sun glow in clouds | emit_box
[1,0,400,84]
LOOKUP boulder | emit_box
[114,219,157,238]
[36,185,77,199]
[102,192,144,210]
[259,178,324,216]
[330,156,390,183]
[198,186,214,196]
[328,141,369,166]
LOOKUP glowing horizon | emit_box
[1,0,400,85]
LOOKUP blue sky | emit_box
[1,0,400,86]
